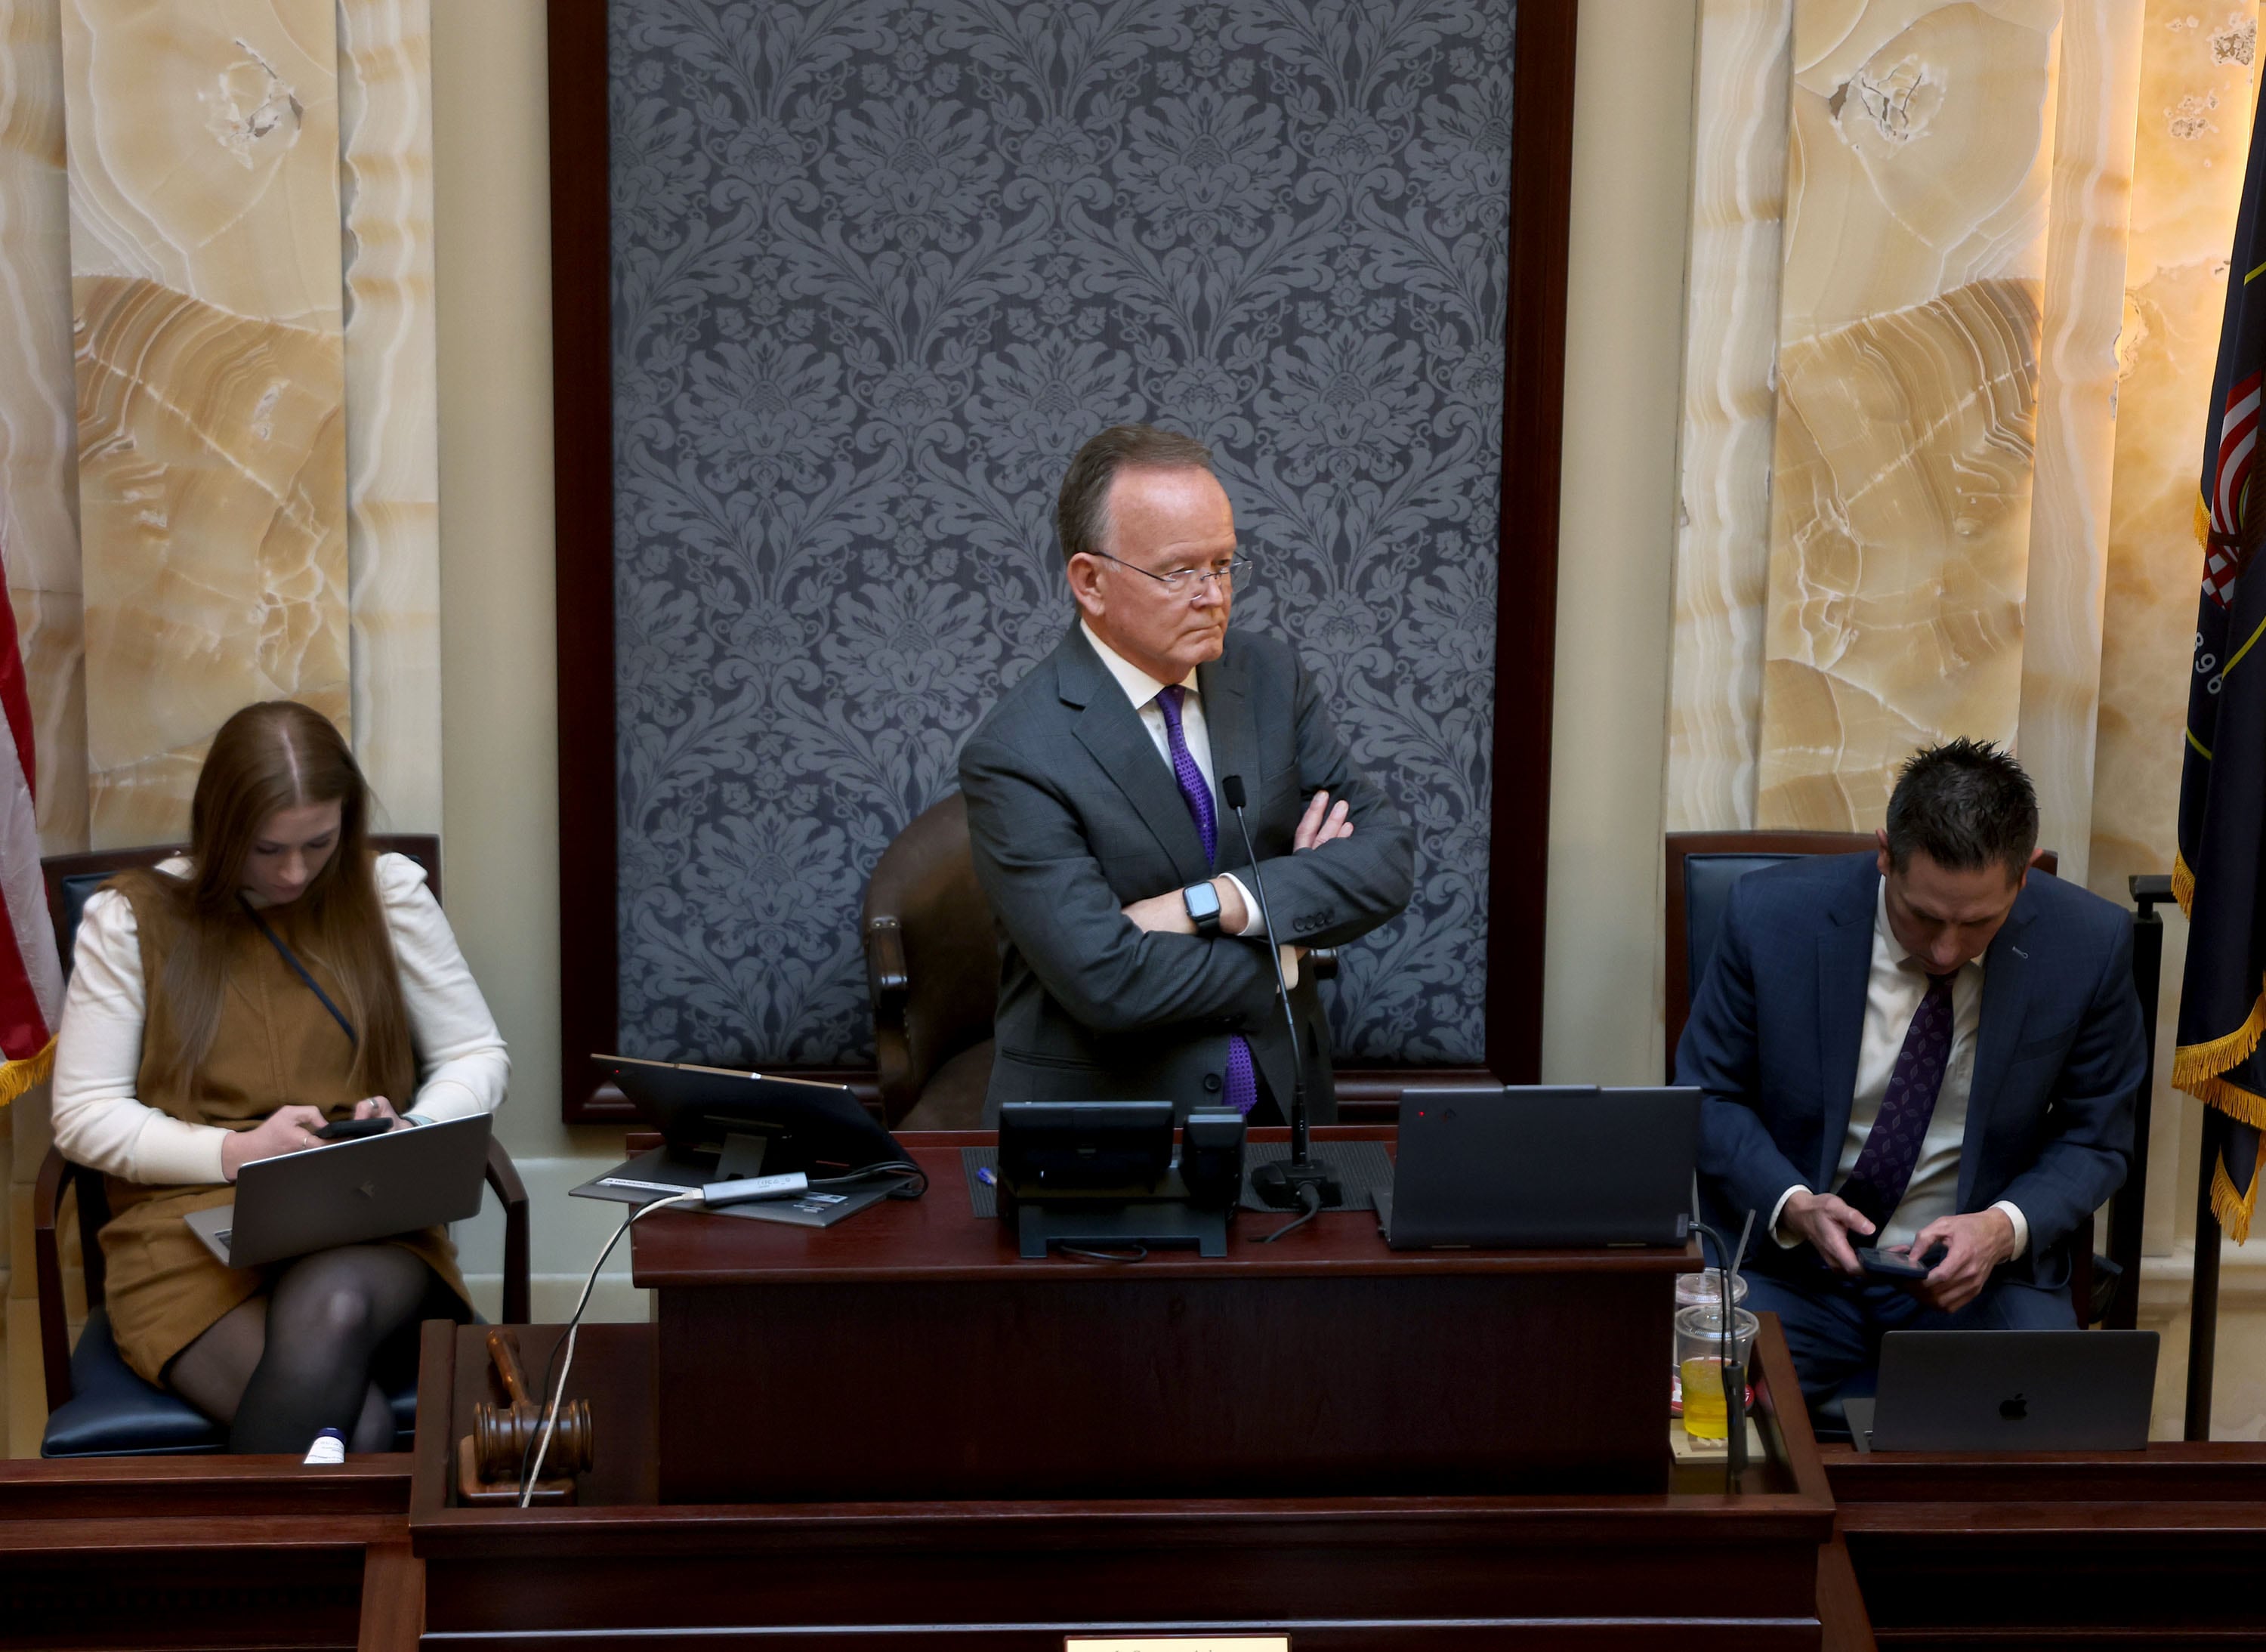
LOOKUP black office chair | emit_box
[32,837,529,1456]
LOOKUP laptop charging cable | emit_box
[519,1161,931,1503]
[520,1188,698,1505]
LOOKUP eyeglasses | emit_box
[1090,550,1253,596]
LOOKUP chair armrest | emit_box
[483,1137,531,1326]
[865,919,909,1026]
[32,1145,76,1413]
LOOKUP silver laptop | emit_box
[1845,1329,2159,1452]
[185,1113,492,1268]
[1377,1084,1697,1249]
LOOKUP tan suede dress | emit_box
[99,880,472,1385]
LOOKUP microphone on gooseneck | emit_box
[1221,775,1342,1216]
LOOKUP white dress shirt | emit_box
[1772,877,2027,1255]
[51,853,510,1187]
[1081,621,1290,969]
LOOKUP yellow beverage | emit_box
[1681,1357,1731,1440]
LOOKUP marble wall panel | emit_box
[2013,1,2144,887]
[0,0,85,856]
[62,0,350,848]
[1756,0,2061,829]
[1665,0,1792,833]
[338,0,440,835]
[2089,1,2259,898]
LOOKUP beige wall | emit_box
[1539,0,1696,1088]
[430,2,641,1320]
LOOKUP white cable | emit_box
[520,1188,698,1507]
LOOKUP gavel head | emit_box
[473,1397,594,1483]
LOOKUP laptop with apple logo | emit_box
[1845,1329,2158,1452]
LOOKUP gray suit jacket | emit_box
[959,624,1414,1124]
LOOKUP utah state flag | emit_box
[2178,80,2266,1242]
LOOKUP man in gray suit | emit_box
[961,424,1414,1125]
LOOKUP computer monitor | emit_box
[595,1054,906,1175]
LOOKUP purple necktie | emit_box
[1838,970,1956,1230]
[1156,686,1256,1116]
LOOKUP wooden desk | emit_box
[633,1129,1690,1503]
[1824,1442,2266,1647]
[406,1126,1845,1646]
[412,1316,1840,1647]
[0,1456,413,1652]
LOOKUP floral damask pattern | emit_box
[610,0,1512,1067]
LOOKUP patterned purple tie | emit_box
[1838,970,1957,1231]
[1156,686,1257,1116]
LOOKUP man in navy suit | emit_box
[1678,740,2146,1410]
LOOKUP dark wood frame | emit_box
[546,0,1583,1121]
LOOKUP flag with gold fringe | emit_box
[0,550,60,1110]
[2178,85,2266,1242]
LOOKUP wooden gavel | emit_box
[471,1328,593,1483]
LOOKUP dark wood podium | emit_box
[640,1130,1681,1503]
[406,1129,1843,1647]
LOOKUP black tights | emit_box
[167,1245,434,1454]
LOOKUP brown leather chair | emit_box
[863,795,999,1130]
[862,795,1344,1131]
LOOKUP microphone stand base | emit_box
[1250,1156,1345,1212]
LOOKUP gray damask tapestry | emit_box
[610,0,1512,1067]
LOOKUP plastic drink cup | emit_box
[1675,1305,1758,1440]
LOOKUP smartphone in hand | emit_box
[314,1116,394,1142]
[1856,1240,1948,1282]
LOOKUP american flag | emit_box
[0,566,61,1110]
[2205,370,2264,610]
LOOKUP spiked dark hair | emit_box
[1883,738,2039,881]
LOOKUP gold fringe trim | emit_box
[2187,1066,2266,1132]
[2174,851,2196,919]
[2173,989,2266,1103]
[2197,490,2213,550]
[0,1033,54,1110]
[2214,1153,2261,1245]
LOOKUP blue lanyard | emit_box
[239,897,357,1048]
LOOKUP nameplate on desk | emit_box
[1066,1639,1289,1652]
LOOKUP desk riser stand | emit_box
[1013,1199,1229,1258]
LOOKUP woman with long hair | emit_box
[51,701,508,1454]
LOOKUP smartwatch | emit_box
[1181,879,1223,939]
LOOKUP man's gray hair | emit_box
[1055,424,1215,565]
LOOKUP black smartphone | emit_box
[1856,1240,1948,1281]
[315,1116,394,1141]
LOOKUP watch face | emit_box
[1184,882,1221,921]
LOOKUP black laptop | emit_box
[1846,1330,2159,1452]
[1378,1084,1698,1249]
